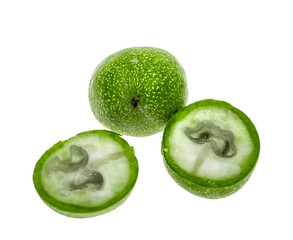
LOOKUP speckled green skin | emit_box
[89,47,188,137]
[161,99,260,199]
[33,130,139,218]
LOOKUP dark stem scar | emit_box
[132,95,140,108]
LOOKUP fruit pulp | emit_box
[33,130,139,218]
[162,99,260,199]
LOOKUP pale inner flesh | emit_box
[165,107,253,181]
[42,135,130,207]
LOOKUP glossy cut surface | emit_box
[162,99,260,199]
[33,130,139,218]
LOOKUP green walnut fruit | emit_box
[89,47,188,137]
[161,99,260,199]
[33,130,138,218]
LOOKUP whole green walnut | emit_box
[89,47,188,137]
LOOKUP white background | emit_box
[1,0,293,239]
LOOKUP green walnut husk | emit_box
[161,99,260,199]
[33,130,139,218]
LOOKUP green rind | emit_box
[89,47,188,137]
[163,158,253,199]
[161,99,260,199]
[33,130,139,218]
